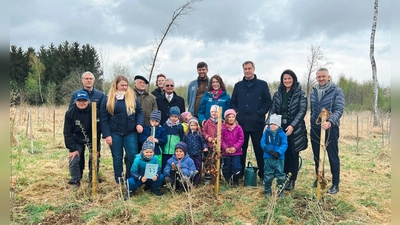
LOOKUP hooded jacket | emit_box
[221,122,244,156]
[163,154,196,177]
[130,153,161,181]
[261,126,288,160]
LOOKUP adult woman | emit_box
[265,69,308,191]
[198,74,230,125]
[100,75,144,183]
[151,74,166,98]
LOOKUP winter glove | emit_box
[268,150,280,160]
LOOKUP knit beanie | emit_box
[224,109,237,119]
[142,140,155,151]
[150,110,162,122]
[188,117,199,126]
[210,105,219,113]
[169,106,180,117]
[175,141,187,155]
[180,112,191,122]
[269,113,282,127]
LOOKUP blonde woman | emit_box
[100,75,144,183]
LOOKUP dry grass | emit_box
[10,106,391,224]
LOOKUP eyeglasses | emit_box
[165,84,174,87]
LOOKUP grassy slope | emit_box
[10,107,391,225]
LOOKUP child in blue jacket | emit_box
[261,114,288,198]
[126,140,164,200]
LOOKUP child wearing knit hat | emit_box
[163,142,196,191]
[161,106,184,172]
[139,110,167,166]
[261,113,288,198]
[126,140,164,199]
[221,109,244,187]
[182,117,208,186]
[180,111,193,133]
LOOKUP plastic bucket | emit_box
[244,162,259,187]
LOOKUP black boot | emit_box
[285,180,295,191]
[233,174,240,187]
[327,184,339,194]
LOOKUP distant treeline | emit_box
[10,42,391,112]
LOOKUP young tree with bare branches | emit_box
[370,0,380,126]
[143,0,202,87]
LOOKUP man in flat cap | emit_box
[134,75,158,126]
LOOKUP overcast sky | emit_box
[10,0,391,87]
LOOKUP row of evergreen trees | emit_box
[10,41,391,112]
[10,41,103,105]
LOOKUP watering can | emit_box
[244,162,259,187]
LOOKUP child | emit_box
[261,113,288,198]
[180,111,193,133]
[162,106,184,171]
[201,105,219,184]
[126,140,164,200]
[140,110,168,166]
[221,109,244,187]
[183,117,208,186]
[163,142,196,191]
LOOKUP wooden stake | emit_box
[53,109,55,146]
[316,108,328,200]
[30,108,34,154]
[214,106,222,196]
[92,102,98,196]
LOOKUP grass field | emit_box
[10,106,391,224]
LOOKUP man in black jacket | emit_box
[231,61,272,182]
[64,91,100,188]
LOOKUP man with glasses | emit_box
[68,71,105,110]
[156,78,185,125]
[64,91,101,188]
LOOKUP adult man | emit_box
[134,75,158,125]
[156,78,185,125]
[231,61,272,182]
[69,71,105,110]
[64,91,100,188]
[310,68,344,194]
[186,62,209,118]
[68,71,105,183]
[151,73,166,98]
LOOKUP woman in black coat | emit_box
[266,69,308,190]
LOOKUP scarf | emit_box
[166,118,180,127]
[116,91,125,100]
[210,117,218,123]
[211,89,223,100]
[225,121,237,131]
[316,80,332,101]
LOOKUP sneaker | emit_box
[152,190,164,196]
[69,180,80,189]
[327,184,339,194]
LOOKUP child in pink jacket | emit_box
[221,109,244,187]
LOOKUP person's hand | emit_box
[203,148,208,152]
[285,125,294,136]
[141,177,147,183]
[207,137,213,142]
[105,136,112,146]
[152,176,158,181]
[152,137,158,143]
[68,151,79,160]
[136,125,143,133]
[269,151,280,159]
[230,147,236,153]
[322,121,331,130]
[263,124,268,131]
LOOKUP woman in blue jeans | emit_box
[101,75,144,183]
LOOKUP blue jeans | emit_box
[127,174,164,192]
[110,132,139,183]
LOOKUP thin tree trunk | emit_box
[370,0,379,126]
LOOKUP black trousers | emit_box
[311,126,340,185]
[240,130,264,179]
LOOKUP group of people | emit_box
[63,61,344,200]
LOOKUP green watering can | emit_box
[244,162,259,187]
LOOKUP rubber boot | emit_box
[233,174,240,187]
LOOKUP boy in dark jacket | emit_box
[261,114,288,198]
[64,91,100,188]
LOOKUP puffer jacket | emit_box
[183,131,208,156]
[261,126,288,160]
[221,122,244,156]
[197,90,230,124]
[163,154,196,177]
[310,83,345,129]
[266,83,308,152]
[130,153,161,181]
[201,118,218,148]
